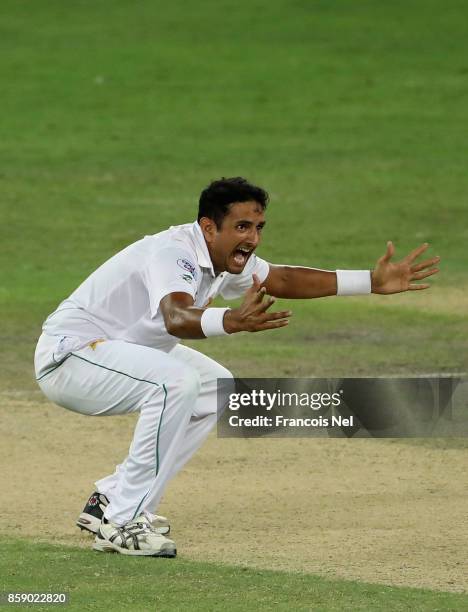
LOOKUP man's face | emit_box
[200,200,266,275]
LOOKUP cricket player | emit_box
[34,177,439,557]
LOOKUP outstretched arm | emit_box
[263,265,337,298]
[263,242,440,299]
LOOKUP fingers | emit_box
[257,295,276,313]
[255,319,290,331]
[259,309,292,323]
[252,308,292,332]
[242,278,292,331]
[411,256,440,273]
[252,286,267,305]
[381,240,395,262]
[408,283,430,291]
[251,273,261,291]
[246,273,267,303]
[377,241,395,265]
[411,268,439,281]
[405,242,429,263]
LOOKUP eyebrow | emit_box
[236,219,266,227]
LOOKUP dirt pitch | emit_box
[2,391,467,594]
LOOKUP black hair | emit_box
[198,177,269,229]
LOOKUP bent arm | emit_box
[160,292,208,339]
[159,282,291,339]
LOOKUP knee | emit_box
[216,367,235,409]
[209,363,234,390]
[173,365,201,399]
[216,364,234,382]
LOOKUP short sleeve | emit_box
[142,247,199,317]
[220,255,270,300]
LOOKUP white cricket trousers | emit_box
[34,333,233,526]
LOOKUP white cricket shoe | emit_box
[93,515,177,557]
[76,491,170,535]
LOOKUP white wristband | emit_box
[336,270,372,296]
[200,307,230,337]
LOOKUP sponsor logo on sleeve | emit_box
[181,274,193,284]
[177,258,197,279]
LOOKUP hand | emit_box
[223,274,292,333]
[371,242,440,295]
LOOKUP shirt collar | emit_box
[191,221,215,277]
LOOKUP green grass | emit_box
[0,539,466,611]
[2,0,468,394]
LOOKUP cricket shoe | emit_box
[93,515,177,557]
[76,491,170,535]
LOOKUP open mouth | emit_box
[232,246,252,266]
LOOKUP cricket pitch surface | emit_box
[1,391,466,593]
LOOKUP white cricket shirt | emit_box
[43,221,270,353]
